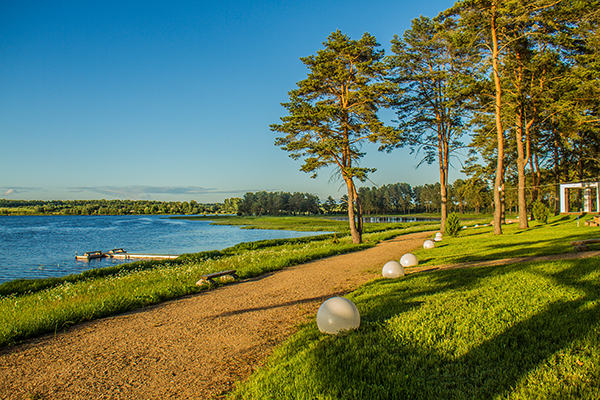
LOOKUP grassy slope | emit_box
[0,219,437,347]
[230,215,600,400]
[176,215,350,232]
[180,214,450,233]
[408,215,598,267]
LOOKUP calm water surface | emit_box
[0,215,323,284]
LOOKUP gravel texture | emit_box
[0,231,432,399]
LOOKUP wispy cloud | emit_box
[2,185,276,201]
[66,185,249,199]
[2,187,45,197]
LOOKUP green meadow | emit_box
[230,215,600,399]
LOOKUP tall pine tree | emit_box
[272,31,395,244]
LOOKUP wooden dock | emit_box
[108,253,179,260]
[76,249,179,261]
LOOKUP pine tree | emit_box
[272,31,395,244]
[445,212,462,237]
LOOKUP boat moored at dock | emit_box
[75,251,105,260]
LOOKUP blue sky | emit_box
[1,0,461,203]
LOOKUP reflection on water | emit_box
[0,215,324,284]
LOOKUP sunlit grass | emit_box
[181,214,448,233]
[230,214,600,399]
[179,215,350,232]
[409,214,600,268]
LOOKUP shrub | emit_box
[532,200,550,224]
[445,212,462,237]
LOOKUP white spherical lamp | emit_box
[400,253,418,267]
[382,260,405,278]
[316,297,361,334]
[434,232,443,242]
[423,239,435,249]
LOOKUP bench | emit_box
[571,239,600,252]
[196,269,239,285]
[584,215,600,227]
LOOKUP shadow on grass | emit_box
[457,230,490,238]
[291,259,600,399]
[444,231,600,265]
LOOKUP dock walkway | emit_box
[75,249,179,261]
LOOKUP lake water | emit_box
[0,215,324,284]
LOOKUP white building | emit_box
[559,181,600,213]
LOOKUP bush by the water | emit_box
[445,212,462,237]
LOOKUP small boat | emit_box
[75,250,105,260]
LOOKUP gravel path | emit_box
[3,232,596,400]
[0,231,432,400]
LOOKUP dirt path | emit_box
[2,232,597,400]
[0,231,432,400]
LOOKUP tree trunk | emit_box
[530,151,541,203]
[515,108,529,229]
[439,133,449,233]
[355,187,364,237]
[345,178,362,244]
[553,128,561,215]
[501,182,506,223]
[491,2,504,235]
[440,181,448,233]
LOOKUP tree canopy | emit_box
[270,3,599,232]
[385,14,477,231]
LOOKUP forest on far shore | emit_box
[1,177,558,217]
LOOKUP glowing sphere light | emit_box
[423,240,435,249]
[400,253,418,267]
[316,297,361,334]
[382,260,405,278]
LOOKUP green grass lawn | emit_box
[230,215,600,399]
[181,214,449,233]
[179,215,351,232]
[411,214,600,267]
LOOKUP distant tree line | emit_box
[359,177,563,216]
[0,199,240,216]
[236,192,322,216]
[235,181,502,217]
